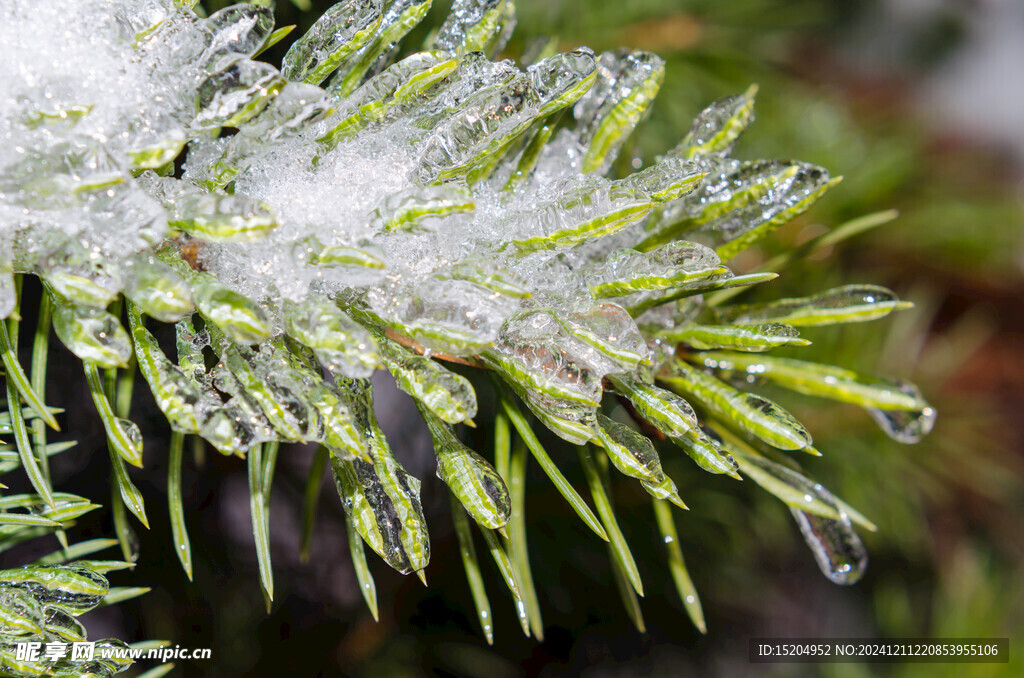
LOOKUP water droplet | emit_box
[790,506,867,585]
[867,381,936,444]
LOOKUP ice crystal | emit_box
[0,0,935,638]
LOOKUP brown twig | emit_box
[383,329,485,369]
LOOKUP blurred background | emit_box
[7,0,1024,675]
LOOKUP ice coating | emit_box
[325,0,434,99]
[0,0,694,364]
[696,351,934,444]
[657,322,809,352]
[0,0,807,378]
[669,84,758,160]
[574,50,665,174]
[433,0,516,57]
[189,42,681,363]
[585,241,724,298]
[0,0,304,318]
[715,284,913,327]
[1,0,934,595]
[2,1,197,268]
[0,564,141,675]
[281,0,384,85]
[595,414,684,507]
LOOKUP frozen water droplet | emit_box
[527,49,597,116]
[565,303,651,371]
[730,448,873,580]
[585,240,723,298]
[607,372,698,439]
[485,310,604,407]
[645,158,834,255]
[115,417,144,458]
[596,414,684,505]
[574,50,665,174]
[188,272,273,344]
[790,506,867,585]
[122,524,141,563]
[717,284,909,327]
[285,297,379,378]
[371,184,474,233]
[422,407,510,530]
[330,381,431,574]
[321,50,457,143]
[282,0,384,85]
[415,73,542,182]
[194,56,285,130]
[658,322,807,352]
[621,156,703,202]
[373,278,517,355]
[867,380,937,444]
[204,3,276,59]
[433,0,516,56]
[324,0,434,99]
[124,253,194,322]
[596,413,666,485]
[443,256,531,299]
[670,85,757,159]
[52,303,132,368]
[509,175,654,251]
[670,428,738,477]
[380,335,477,423]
